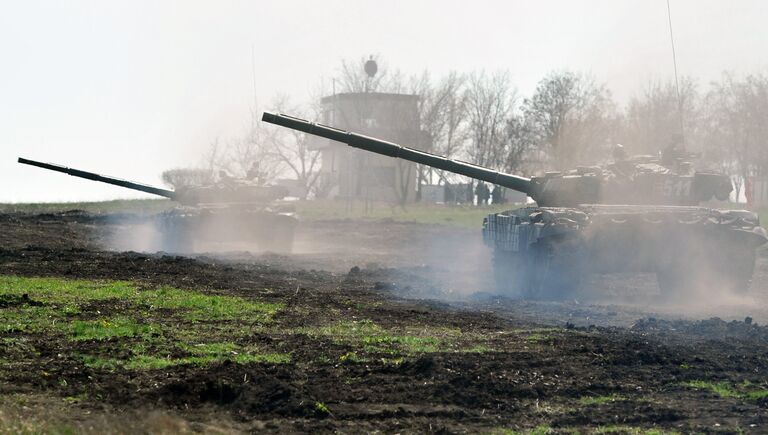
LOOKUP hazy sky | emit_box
[2,0,766,202]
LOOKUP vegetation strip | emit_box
[0,275,286,370]
[682,380,768,400]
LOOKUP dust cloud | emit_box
[103,206,767,327]
[107,218,164,253]
[105,211,297,255]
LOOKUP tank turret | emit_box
[18,157,289,206]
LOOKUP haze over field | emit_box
[2,0,766,202]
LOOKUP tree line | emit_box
[167,57,768,202]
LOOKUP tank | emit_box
[18,157,297,253]
[261,111,768,298]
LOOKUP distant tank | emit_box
[18,157,297,253]
[262,112,767,298]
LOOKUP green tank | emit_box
[262,112,767,298]
[18,158,297,253]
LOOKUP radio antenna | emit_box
[666,0,685,145]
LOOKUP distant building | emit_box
[310,92,425,203]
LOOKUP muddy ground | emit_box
[1,210,768,433]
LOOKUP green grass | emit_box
[69,317,158,341]
[300,325,564,360]
[745,390,768,400]
[525,333,549,342]
[595,426,677,435]
[124,352,291,370]
[302,319,462,357]
[296,199,514,229]
[314,401,331,416]
[0,275,286,371]
[683,380,740,398]
[0,276,282,324]
[579,394,623,405]
[80,340,291,370]
[138,286,281,322]
[463,344,496,353]
[490,426,553,435]
[682,379,768,401]
[1,306,61,333]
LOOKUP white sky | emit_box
[1,0,766,202]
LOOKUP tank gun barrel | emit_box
[18,157,177,200]
[261,112,537,197]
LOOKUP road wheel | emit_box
[523,240,583,300]
[656,245,756,296]
[251,215,297,254]
[712,247,755,294]
[158,216,194,254]
[492,249,528,297]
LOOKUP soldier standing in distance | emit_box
[476,182,490,205]
[491,185,504,205]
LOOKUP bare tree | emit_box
[700,73,768,199]
[198,109,284,185]
[523,71,614,169]
[263,95,323,199]
[201,137,226,174]
[504,113,536,174]
[230,108,284,181]
[407,71,471,195]
[465,71,517,170]
[622,78,699,155]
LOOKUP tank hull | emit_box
[484,206,767,298]
[154,207,298,254]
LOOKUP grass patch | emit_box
[0,276,135,315]
[683,380,740,398]
[463,344,496,353]
[490,426,553,435]
[303,319,462,357]
[525,333,549,342]
[595,426,676,434]
[579,394,623,405]
[746,390,768,400]
[682,379,768,401]
[70,317,158,341]
[180,341,291,364]
[1,306,61,333]
[139,286,281,322]
[296,199,514,229]
[81,341,291,370]
[0,276,282,325]
[124,352,291,370]
[1,275,286,371]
